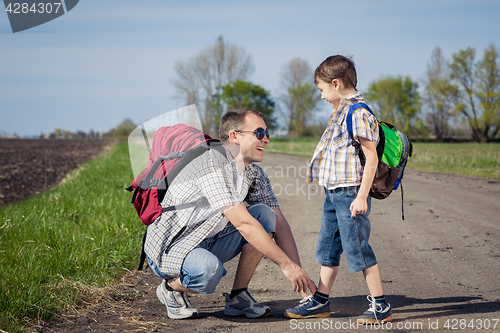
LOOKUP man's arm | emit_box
[272,207,316,296]
[223,203,315,294]
[271,207,301,266]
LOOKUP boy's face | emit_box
[317,79,341,108]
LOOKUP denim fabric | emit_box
[315,186,377,273]
[147,203,276,293]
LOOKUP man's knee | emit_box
[247,204,276,234]
[180,248,226,294]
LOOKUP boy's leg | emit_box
[358,264,392,324]
[315,188,343,294]
[318,265,339,294]
[328,187,391,324]
[363,264,383,297]
[284,188,339,319]
[335,187,377,274]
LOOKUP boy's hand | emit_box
[350,196,367,218]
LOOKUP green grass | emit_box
[267,138,500,179]
[0,142,143,332]
[409,143,500,179]
[266,137,320,157]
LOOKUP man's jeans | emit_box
[148,204,276,293]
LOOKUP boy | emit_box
[284,55,392,324]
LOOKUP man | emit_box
[145,108,315,319]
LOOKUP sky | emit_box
[1,0,499,137]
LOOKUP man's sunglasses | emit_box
[234,127,270,140]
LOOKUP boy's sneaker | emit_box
[357,295,392,324]
[156,280,199,319]
[223,290,271,318]
[284,296,331,319]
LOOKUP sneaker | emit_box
[284,296,331,319]
[156,280,199,319]
[357,295,392,324]
[223,290,271,318]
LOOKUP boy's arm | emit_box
[350,137,378,218]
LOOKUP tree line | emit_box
[0,119,137,141]
[173,36,500,142]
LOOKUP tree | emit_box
[279,58,320,137]
[423,47,460,141]
[102,118,136,141]
[365,76,424,137]
[172,36,254,136]
[216,79,276,129]
[450,45,500,142]
[475,45,500,140]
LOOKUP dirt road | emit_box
[40,153,500,332]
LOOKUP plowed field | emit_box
[0,139,109,207]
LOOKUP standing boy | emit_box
[284,55,392,324]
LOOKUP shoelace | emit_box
[366,295,383,321]
[298,295,314,308]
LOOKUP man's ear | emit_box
[228,130,239,145]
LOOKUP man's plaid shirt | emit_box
[145,145,279,277]
[305,94,379,186]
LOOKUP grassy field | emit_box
[267,138,500,179]
[0,142,142,332]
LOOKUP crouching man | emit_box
[145,108,316,319]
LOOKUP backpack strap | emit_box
[346,102,378,141]
[140,152,187,191]
[138,229,148,271]
[346,103,384,166]
[137,142,228,270]
[346,103,372,166]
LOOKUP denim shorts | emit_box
[147,203,277,293]
[315,186,377,273]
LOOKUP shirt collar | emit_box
[329,93,364,123]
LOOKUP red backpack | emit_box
[126,124,226,269]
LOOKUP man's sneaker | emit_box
[223,290,271,318]
[357,295,392,324]
[156,280,199,319]
[284,296,331,319]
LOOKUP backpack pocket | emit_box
[370,162,400,199]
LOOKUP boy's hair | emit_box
[314,55,357,90]
[219,108,265,142]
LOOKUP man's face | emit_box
[235,114,269,167]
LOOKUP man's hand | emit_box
[281,262,317,295]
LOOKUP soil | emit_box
[0,139,109,207]
[16,152,500,332]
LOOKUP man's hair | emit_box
[219,108,265,142]
[314,55,357,90]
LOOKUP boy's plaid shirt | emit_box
[145,145,279,277]
[306,94,379,186]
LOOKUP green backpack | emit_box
[346,103,413,219]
